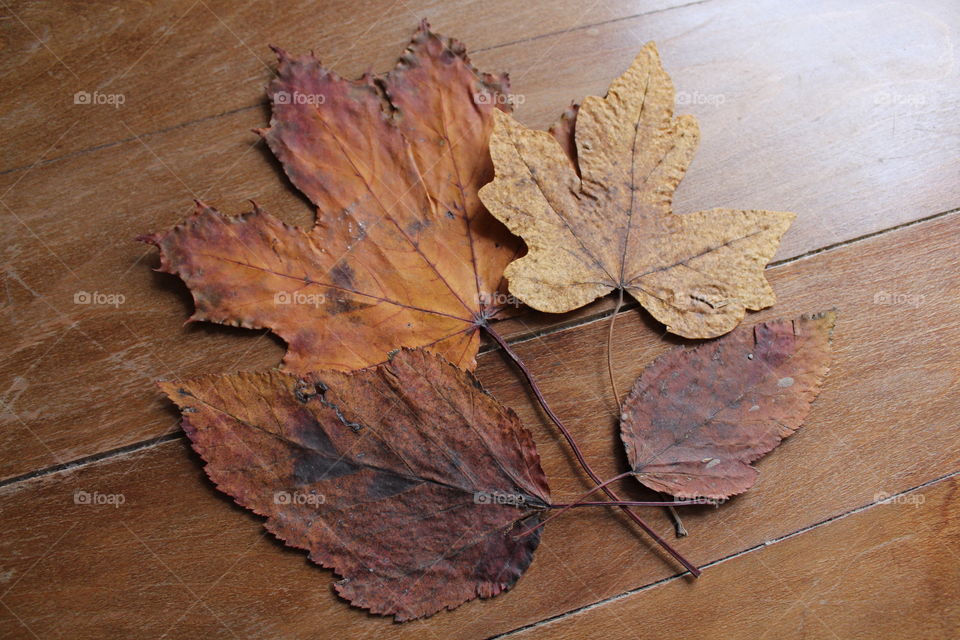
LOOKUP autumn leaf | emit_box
[160,348,550,621]
[620,310,836,499]
[141,22,521,373]
[479,42,795,339]
[547,101,581,167]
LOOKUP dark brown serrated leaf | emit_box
[160,348,550,621]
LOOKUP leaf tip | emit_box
[134,232,159,246]
[780,210,798,226]
[805,308,839,337]
[638,40,661,62]
[268,44,288,62]
[156,379,195,405]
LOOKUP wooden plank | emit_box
[3,0,957,201]
[505,476,960,640]
[0,0,686,173]
[3,0,959,480]
[0,213,957,638]
[494,0,960,263]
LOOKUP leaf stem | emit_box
[607,287,624,413]
[667,505,689,537]
[483,324,701,577]
[550,500,711,508]
[608,289,688,539]
[524,472,711,534]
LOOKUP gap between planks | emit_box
[483,203,960,351]
[0,0,712,179]
[490,469,960,639]
[1,204,957,492]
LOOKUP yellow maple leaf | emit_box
[479,42,795,339]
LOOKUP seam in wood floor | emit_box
[0,103,262,178]
[487,204,960,350]
[1,203,957,492]
[0,0,712,178]
[490,468,960,639]
[0,433,183,492]
[469,0,712,54]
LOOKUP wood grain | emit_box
[3,0,959,480]
[0,0,687,173]
[506,477,960,640]
[0,212,957,638]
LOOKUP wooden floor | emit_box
[2,0,958,638]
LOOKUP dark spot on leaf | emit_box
[293,446,358,484]
[366,472,421,500]
[406,218,429,235]
[331,262,355,289]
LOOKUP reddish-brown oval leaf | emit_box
[160,348,550,621]
[141,22,521,373]
[620,310,836,500]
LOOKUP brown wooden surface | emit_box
[3,0,959,481]
[0,0,690,172]
[2,212,958,638]
[2,0,959,637]
[507,477,960,640]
